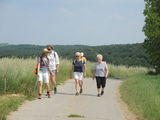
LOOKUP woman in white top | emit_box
[93,54,109,97]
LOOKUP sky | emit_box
[0,0,145,46]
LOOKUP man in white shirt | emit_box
[47,45,60,94]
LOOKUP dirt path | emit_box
[7,78,126,120]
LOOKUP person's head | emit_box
[75,52,81,60]
[97,54,103,62]
[81,52,84,57]
[46,45,54,53]
[42,48,50,57]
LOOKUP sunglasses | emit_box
[76,56,80,57]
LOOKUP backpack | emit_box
[82,57,87,63]
[34,63,38,75]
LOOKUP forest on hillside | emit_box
[0,43,150,67]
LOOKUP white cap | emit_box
[81,52,84,57]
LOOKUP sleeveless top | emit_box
[39,56,49,71]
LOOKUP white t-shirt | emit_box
[47,51,60,70]
[94,61,108,77]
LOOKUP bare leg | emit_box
[79,80,83,89]
[97,88,101,94]
[50,75,56,88]
[46,83,51,98]
[75,79,78,93]
[101,88,104,95]
[46,83,50,92]
[102,88,104,92]
[79,80,83,94]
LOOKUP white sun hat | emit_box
[42,48,50,53]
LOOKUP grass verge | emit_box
[0,95,26,120]
[120,73,160,120]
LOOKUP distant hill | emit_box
[0,43,150,67]
[0,43,9,46]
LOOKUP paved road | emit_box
[8,78,126,120]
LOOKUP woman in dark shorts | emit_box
[93,54,109,97]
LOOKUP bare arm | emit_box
[36,57,40,75]
[55,52,60,73]
[105,67,109,78]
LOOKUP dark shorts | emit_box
[96,77,106,89]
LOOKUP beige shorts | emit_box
[50,69,56,75]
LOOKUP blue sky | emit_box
[0,0,145,46]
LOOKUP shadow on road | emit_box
[57,92,97,97]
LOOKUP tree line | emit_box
[0,43,151,67]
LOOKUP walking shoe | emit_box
[80,89,83,94]
[54,87,57,94]
[38,93,42,99]
[97,93,101,97]
[75,92,79,96]
[101,91,104,96]
[47,92,51,98]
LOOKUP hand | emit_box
[92,76,95,80]
[37,73,39,77]
[56,69,59,74]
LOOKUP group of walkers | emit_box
[36,45,109,99]
[36,45,59,99]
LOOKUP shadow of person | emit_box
[57,92,97,97]
[57,92,75,96]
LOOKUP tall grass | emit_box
[0,58,37,96]
[0,58,73,96]
[56,59,72,84]
[108,64,148,78]
[120,73,160,120]
[84,62,148,79]
[0,58,73,120]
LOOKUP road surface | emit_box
[8,78,126,120]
